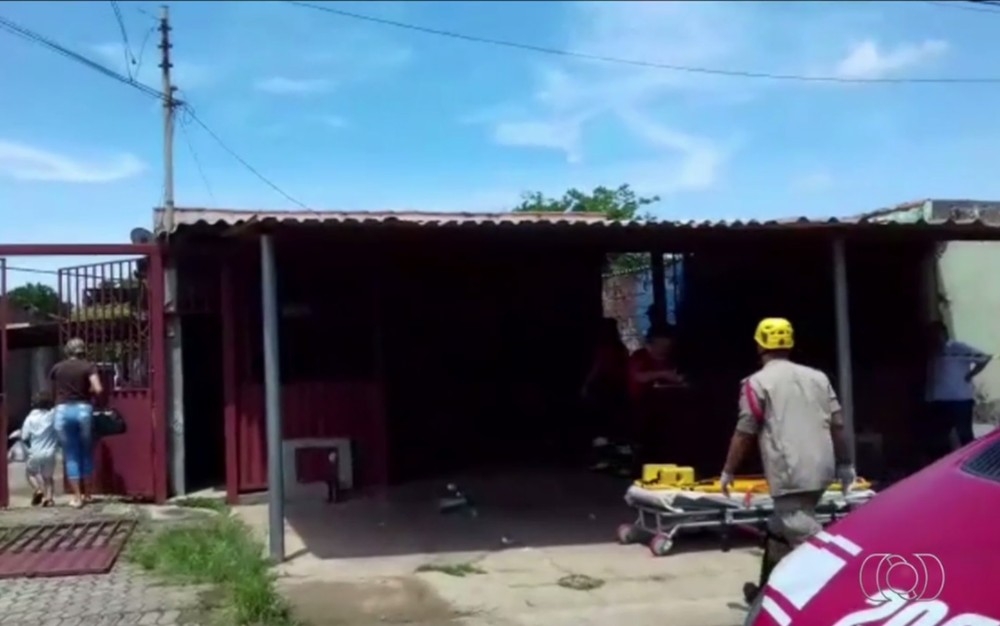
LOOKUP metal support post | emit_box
[260,234,285,561]
[832,238,856,462]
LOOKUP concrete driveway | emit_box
[275,543,758,626]
[275,540,757,626]
[236,469,758,626]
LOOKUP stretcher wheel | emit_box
[616,523,638,545]
[649,533,673,557]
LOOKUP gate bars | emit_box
[0,244,166,508]
[57,258,152,391]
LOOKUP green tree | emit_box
[7,282,66,317]
[513,184,659,272]
[513,184,659,221]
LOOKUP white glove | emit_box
[836,465,857,494]
[721,471,735,498]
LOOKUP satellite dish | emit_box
[130,227,154,244]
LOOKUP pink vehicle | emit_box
[744,428,1000,626]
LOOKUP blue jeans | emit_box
[55,402,94,481]
[923,400,975,462]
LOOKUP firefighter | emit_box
[719,317,855,602]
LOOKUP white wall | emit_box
[938,241,1000,426]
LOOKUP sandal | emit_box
[31,491,44,507]
[68,498,83,509]
[42,499,55,508]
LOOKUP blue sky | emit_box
[3,1,1000,284]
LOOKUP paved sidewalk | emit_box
[0,563,211,626]
[2,460,225,625]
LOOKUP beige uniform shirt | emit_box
[736,359,843,497]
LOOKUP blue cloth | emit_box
[927,340,991,402]
[55,402,94,480]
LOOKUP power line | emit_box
[925,0,1000,12]
[0,14,166,101]
[4,265,59,276]
[112,3,159,80]
[0,265,114,280]
[283,0,1000,85]
[181,103,309,209]
[0,13,307,210]
[108,0,137,78]
[131,25,157,80]
[178,104,218,205]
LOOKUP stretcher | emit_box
[616,466,877,556]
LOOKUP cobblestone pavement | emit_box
[0,563,204,626]
[0,563,212,625]
[0,500,215,626]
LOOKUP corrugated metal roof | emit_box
[154,201,1000,235]
[155,208,614,232]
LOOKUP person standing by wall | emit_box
[581,318,630,443]
[50,338,103,509]
[626,325,688,466]
[924,321,992,461]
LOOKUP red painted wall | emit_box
[95,390,162,498]
[233,380,388,492]
[220,240,391,499]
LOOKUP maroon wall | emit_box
[234,380,388,492]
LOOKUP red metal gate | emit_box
[0,245,165,509]
[0,258,7,507]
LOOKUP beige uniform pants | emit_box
[766,490,824,564]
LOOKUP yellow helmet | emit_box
[754,318,794,350]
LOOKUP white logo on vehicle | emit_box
[759,533,998,626]
[833,592,999,626]
[859,553,945,602]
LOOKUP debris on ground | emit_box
[438,483,478,517]
[557,574,605,591]
[415,561,486,577]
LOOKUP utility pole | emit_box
[159,4,176,229]
[159,4,186,498]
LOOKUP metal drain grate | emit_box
[961,438,1000,483]
[0,518,136,579]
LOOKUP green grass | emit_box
[415,562,486,577]
[171,497,229,513]
[129,514,296,625]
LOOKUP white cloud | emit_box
[304,44,413,74]
[469,1,746,191]
[0,140,145,183]
[790,171,834,194]
[91,42,213,91]
[615,110,728,193]
[256,115,349,137]
[832,39,948,80]
[493,118,585,164]
[254,76,334,96]
[465,3,953,199]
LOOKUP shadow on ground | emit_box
[282,469,759,561]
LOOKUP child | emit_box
[22,391,58,507]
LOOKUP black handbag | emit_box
[93,408,128,438]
